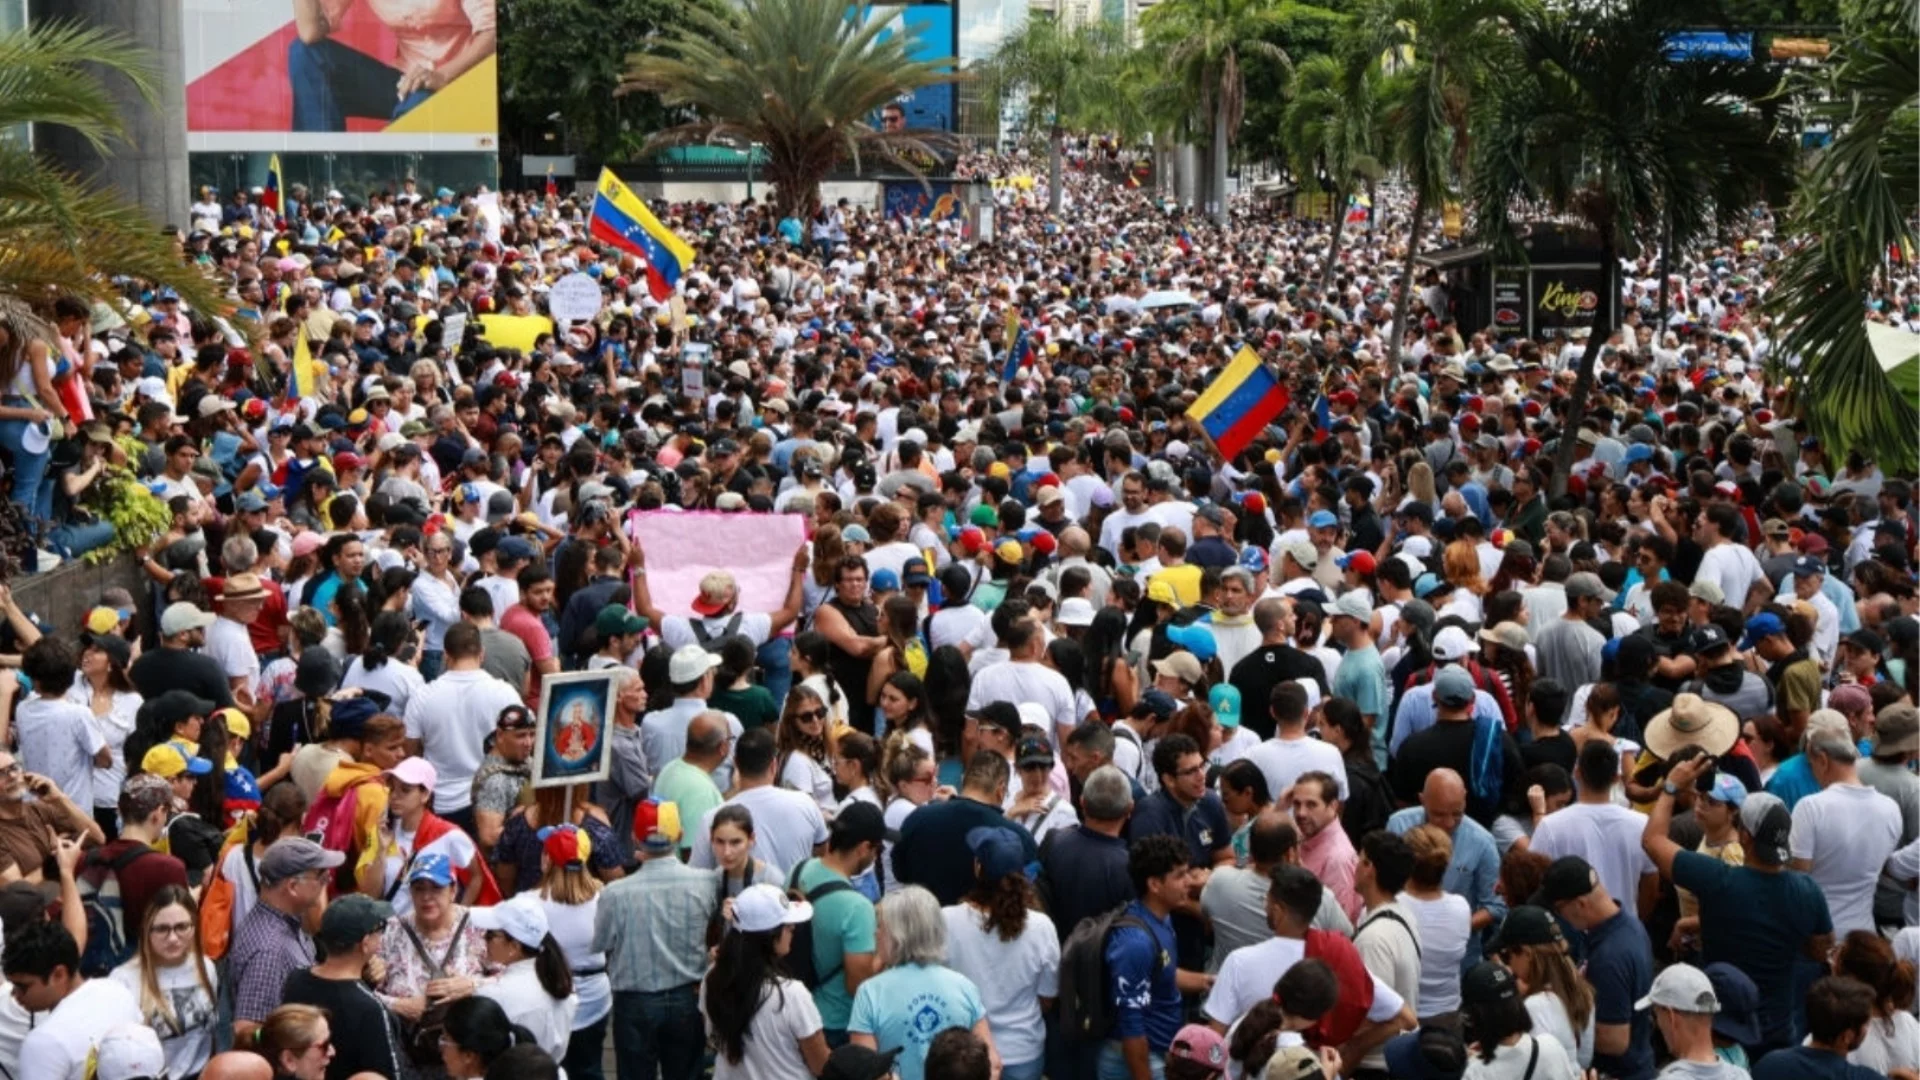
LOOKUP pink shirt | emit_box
[1300,821,1363,924]
[323,0,495,73]
[499,604,553,705]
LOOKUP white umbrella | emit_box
[1140,290,1197,310]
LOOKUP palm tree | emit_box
[621,0,961,220]
[0,22,229,322]
[1766,0,1919,474]
[1142,0,1291,225]
[976,16,1128,215]
[1281,49,1388,290]
[1470,0,1794,495]
[1359,0,1516,365]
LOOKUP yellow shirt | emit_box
[1151,563,1204,608]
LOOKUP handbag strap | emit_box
[1519,1035,1540,1080]
[401,911,470,979]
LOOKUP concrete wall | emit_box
[30,0,190,230]
[12,554,146,640]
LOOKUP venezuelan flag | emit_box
[1186,345,1288,461]
[589,168,694,302]
[263,154,284,215]
[288,329,317,404]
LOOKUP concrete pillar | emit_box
[29,0,189,230]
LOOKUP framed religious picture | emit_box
[533,670,616,787]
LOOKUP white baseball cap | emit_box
[732,883,813,934]
[1058,597,1097,627]
[1635,962,1720,1014]
[469,893,550,950]
[667,644,723,684]
[1431,625,1475,662]
[93,1024,166,1080]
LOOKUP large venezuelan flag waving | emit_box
[589,169,695,302]
[1186,345,1289,461]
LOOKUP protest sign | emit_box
[626,510,807,615]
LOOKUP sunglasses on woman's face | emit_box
[794,708,827,724]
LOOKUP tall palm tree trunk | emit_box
[1321,181,1350,291]
[1655,209,1673,330]
[1048,124,1064,215]
[1385,187,1428,366]
[1551,234,1616,498]
[1211,101,1230,225]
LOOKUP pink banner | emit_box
[626,510,808,615]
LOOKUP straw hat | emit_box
[1644,693,1740,759]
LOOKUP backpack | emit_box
[199,817,257,960]
[76,844,154,977]
[302,777,374,895]
[1302,927,1376,1049]
[688,612,746,648]
[784,859,856,990]
[1056,906,1164,1044]
[1111,724,1146,781]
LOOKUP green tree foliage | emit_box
[1240,2,1354,165]
[499,0,720,163]
[1280,49,1388,287]
[975,16,1130,213]
[621,0,961,219]
[1764,0,1919,472]
[1143,0,1293,224]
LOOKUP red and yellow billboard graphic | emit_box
[186,0,497,150]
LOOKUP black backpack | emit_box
[784,860,856,990]
[1056,906,1164,1044]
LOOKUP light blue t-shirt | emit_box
[847,962,986,1080]
[1333,644,1390,769]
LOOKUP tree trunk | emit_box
[1211,101,1230,226]
[1655,208,1673,331]
[1366,178,1379,238]
[1550,235,1616,499]
[1048,124,1064,215]
[1321,180,1349,292]
[1385,187,1428,367]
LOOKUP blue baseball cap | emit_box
[407,853,455,887]
[1792,555,1827,578]
[965,826,1029,883]
[870,568,900,591]
[1165,621,1218,662]
[497,537,540,563]
[1624,443,1655,464]
[1705,772,1748,807]
[1413,572,1446,598]
[1739,612,1785,650]
[1238,546,1269,573]
[1209,684,1242,728]
[1308,509,1339,529]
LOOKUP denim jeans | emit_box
[612,984,703,1080]
[285,37,432,132]
[45,518,115,560]
[755,636,792,711]
[418,649,445,682]
[1001,1059,1045,1080]
[0,414,51,534]
[1096,1040,1165,1080]
[564,1013,610,1080]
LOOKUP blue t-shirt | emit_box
[848,962,985,1080]
[1670,851,1831,1044]
[1752,1045,1884,1080]
[1586,908,1655,1080]
[796,857,877,1031]
[1104,901,1180,1051]
[1764,754,1821,810]
[1126,789,1229,869]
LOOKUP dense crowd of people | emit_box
[0,148,1910,1080]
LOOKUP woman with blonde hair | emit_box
[1404,460,1438,511]
[879,735,936,894]
[111,884,219,1080]
[1490,905,1595,1069]
[255,1003,336,1080]
[1400,823,1472,1022]
[776,684,837,811]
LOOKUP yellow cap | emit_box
[1147,579,1179,606]
[142,742,210,780]
[988,462,1011,479]
[85,607,121,635]
[215,707,250,740]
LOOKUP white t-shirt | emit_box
[701,976,823,1080]
[1526,990,1595,1071]
[967,662,1078,745]
[1790,783,1904,936]
[218,843,263,938]
[1204,935,1404,1030]
[1851,1009,1920,1076]
[17,976,142,1080]
[65,686,140,810]
[539,895,610,1028]
[15,697,106,812]
[688,786,829,878]
[1528,802,1655,919]
[341,656,428,718]
[941,904,1060,1066]
[479,959,578,1063]
[1695,542,1766,611]
[205,615,260,684]
[109,956,219,1080]
[1243,735,1349,806]
[929,604,992,653]
[1398,892,1471,1018]
[404,668,525,813]
[1463,1033,1580,1080]
[780,752,837,813]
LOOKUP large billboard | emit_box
[866,4,957,132]
[185,0,498,153]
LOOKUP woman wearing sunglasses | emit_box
[776,686,837,812]
[110,884,219,1080]
[256,1003,335,1080]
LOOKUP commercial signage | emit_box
[1531,265,1610,339]
[883,180,965,222]
[1665,31,1755,62]
[1491,274,1527,336]
[184,0,498,152]
[865,4,957,132]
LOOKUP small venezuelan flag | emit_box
[589,168,694,302]
[263,154,283,215]
[1186,345,1288,461]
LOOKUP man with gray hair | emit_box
[1788,712,1902,936]
[1045,526,1112,608]
[1209,566,1261,673]
[1037,765,1136,944]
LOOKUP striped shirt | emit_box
[592,856,718,993]
[228,901,314,1023]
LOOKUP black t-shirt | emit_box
[1228,644,1330,740]
[280,968,409,1080]
[1519,731,1578,775]
[1389,718,1527,826]
[129,646,235,709]
[895,796,1037,906]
